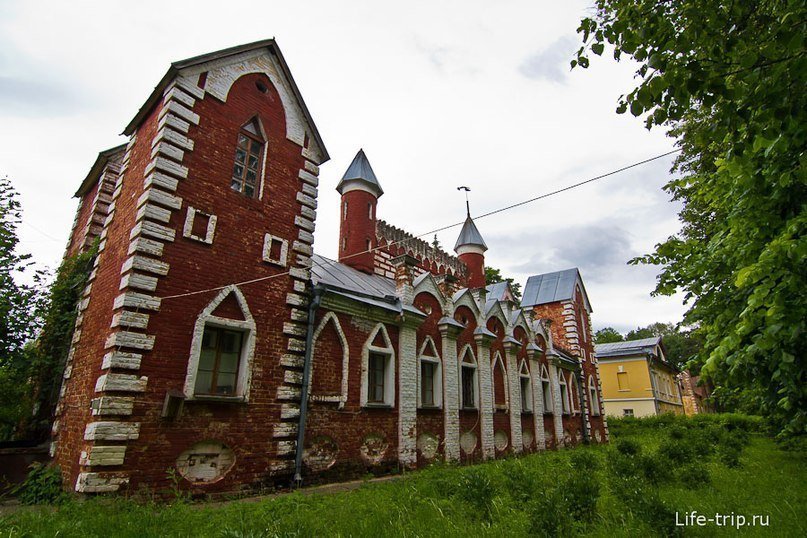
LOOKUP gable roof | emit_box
[595,336,662,358]
[486,281,515,302]
[336,149,383,196]
[454,216,487,251]
[520,268,592,312]
[75,144,126,197]
[122,38,328,162]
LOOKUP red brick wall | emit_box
[338,189,376,273]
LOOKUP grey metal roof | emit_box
[595,337,661,359]
[453,216,487,251]
[122,38,329,163]
[520,268,591,311]
[336,149,383,196]
[311,254,395,298]
[485,281,509,302]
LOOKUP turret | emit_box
[454,206,487,288]
[336,149,383,273]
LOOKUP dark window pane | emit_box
[238,134,249,148]
[248,155,259,168]
[244,184,254,198]
[421,361,435,406]
[235,149,247,164]
[246,169,256,182]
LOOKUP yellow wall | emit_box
[599,357,653,401]
[599,356,684,417]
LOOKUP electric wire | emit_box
[158,148,681,301]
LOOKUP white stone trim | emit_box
[262,233,289,266]
[182,206,217,244]
[360,322,395,408]
[182,285,257,400]
[457,344,479,410]
[417,336,442,409]
[309,311,349,408]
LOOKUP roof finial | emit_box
[457,186,471,217]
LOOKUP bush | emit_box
[615,438,641,457]
[457,468,496,520]
[527,489,572,537]
[560,471,600,524]
[13,463,67,505]
[569,450,601,472]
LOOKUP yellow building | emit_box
[595,337,684,417]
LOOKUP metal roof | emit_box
[311,254,395,299]
[74,144,126,197]
[453,216,487,251]
[520,268,591,312]
[336,149,383,196]
[485,281,509,302]
[595,336,661,358]
[121,38,329,163]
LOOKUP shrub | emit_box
[615,438,641,457]
[569,450,601,472]
[639,453,673,485]
[13,463,67,505]
[717,444,742,468]
[560,471,600,524]
[527,489,572,537]
[677,461,711,486]
[657,439,695,465]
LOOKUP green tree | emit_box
[0,176,48,439]
[575,1,806,435]
[594,327,624,344]
[484,266,522,301]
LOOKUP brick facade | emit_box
[52,39,607,495]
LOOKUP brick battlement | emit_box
[375,220,468,280]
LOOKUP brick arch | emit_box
[309,311,349,408]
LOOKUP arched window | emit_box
[519,360,532,413]
[570,374,580,413]
[459,346,478,409]
[588,375,601,416]
[231,118,265,198]
[559,371,570,415]
[541,365,553,414]
[418,337,442,408]
[361,323,395,407]
[492,352,508,411]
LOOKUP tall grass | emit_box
[1,414,804,537]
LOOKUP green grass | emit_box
[2,414,805,537]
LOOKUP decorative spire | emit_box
[453,187,487,252]
[336,149,383,197]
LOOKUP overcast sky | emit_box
[0,0,688,334]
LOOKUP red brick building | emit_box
[52,39,607,494]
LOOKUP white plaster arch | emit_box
[360,322,396,407]
[491,351,509,410]
[309,311,349,409]
[413,273,446,306]
[183,285,256,400]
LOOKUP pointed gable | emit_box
[336,149,383,196]
[123,39,329,164]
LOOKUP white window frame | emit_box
[491,352,509,411]
[559,371,570,415]
[519,360,532,413]
[570,373,580,413]
[541,364,553,414]
[360,323,395,408]
[417,336,442,409]
[183,285,256,401]
[588,375,601,416]
[624,408,634,417]
[459,344,479,410]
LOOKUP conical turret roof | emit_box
[336,149,383,196]
[454,215,487,251]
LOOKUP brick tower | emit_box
[336,149,383,273]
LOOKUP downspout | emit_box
[293,284,324,487]
[575,368,590,444]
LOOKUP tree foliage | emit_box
[484,266,522,301]
[594,327,624,344]
[0,176,48,440]
[575,1,806,435]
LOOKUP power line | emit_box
[159,148,680,301]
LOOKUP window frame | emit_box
[559,371,570,415]
[417,337,442,409]
[541,364,553,415]
[360,323,396,408]
[588,375,601,416]
[519,360,532,414]
[459,345,478,410]
[230,119,267,199]
[184,285,256,402]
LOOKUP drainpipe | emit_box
[293,284,324,487]
[575,369,590,444]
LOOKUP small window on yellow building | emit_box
[617,371,629,391]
